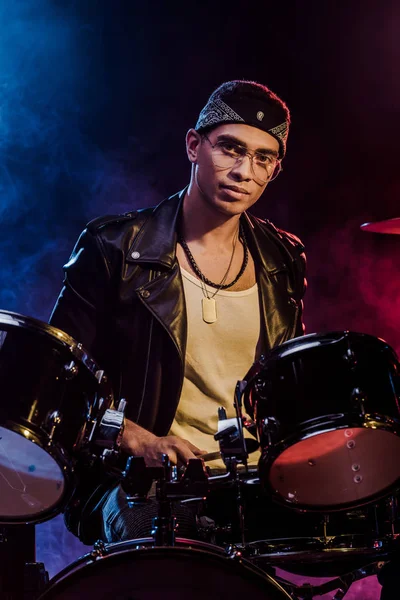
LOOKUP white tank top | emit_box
[169,267,262,470]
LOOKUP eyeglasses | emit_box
[202,135,282,183]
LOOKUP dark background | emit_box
[0,1,398,593]
[1,0,399,353]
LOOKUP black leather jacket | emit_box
[50,188,306,540]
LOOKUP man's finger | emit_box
[183,439,207,455]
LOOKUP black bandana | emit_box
[195,87,289,159]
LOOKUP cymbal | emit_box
[360,218,400,234]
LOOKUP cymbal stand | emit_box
[151,454,177,546]
[214,388,249,546]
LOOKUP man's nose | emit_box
[230,155,253,180]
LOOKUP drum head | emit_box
[38,540,291,600]
[0,427,65,520]
[268,427,400,508]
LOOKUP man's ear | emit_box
[186,128,202,163]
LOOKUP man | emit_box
[50,80,306,544]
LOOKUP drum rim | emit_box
[0,310,101,378]
[268,330,397,360]
[246,532,399,555]
[243,330,399,406]
[38,537,292,599]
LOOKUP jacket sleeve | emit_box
[49,227,112,361]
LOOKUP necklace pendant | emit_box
[202,297,217,323]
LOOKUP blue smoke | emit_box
[0,1,159,321]
[0,1,164,577]
[0,1,89,317]
[0,0,108,572]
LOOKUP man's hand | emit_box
[121,419,206,467]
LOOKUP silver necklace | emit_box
[188,229,240,324]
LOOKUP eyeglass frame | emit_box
[201,133,283,183]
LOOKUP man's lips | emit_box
[220,185,250,195]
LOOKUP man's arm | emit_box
[50,227,204,466]
[122,419,205,467]
[50,226,110,350]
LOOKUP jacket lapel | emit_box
[242,213,297,351]
[125,189,187,362]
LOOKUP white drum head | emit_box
[0,426,65,520]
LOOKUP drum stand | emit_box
[0,524,48,600]
[270,561,383,599]
[121,453,209,547]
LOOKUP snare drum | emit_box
[0,310,112,524]
[38,538,291,599]
[244,331,400,511]
[243,493,400,577]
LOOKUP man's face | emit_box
[186,123,280,217]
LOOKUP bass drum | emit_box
[38,538,291,600]
[244,331,400,511]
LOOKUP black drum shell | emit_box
[244,332,400,511]
[0,312,103,455]
[0,311,110,523]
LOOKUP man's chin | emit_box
[214,199,249,217]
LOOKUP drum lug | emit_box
[90,539,108,560]
[351,387,366,415]
[95,369,106,384]
[45,410,62,441]
[225,544,243,559]
[261,417,280,445]
[254,377,267,400]
[63,360,79,380]
[344,347,357,369]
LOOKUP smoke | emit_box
[305,218,400,357]
[0,1,399,592]
[0,1,161,321]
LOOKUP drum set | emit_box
[0,217,400,599]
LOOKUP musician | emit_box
[50,80,307,543]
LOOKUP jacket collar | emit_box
[127,187,288,274]
[242,212,288,274]
[126,188,185,268]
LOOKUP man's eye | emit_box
[219,142,243,156]
[255,154,273,164]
